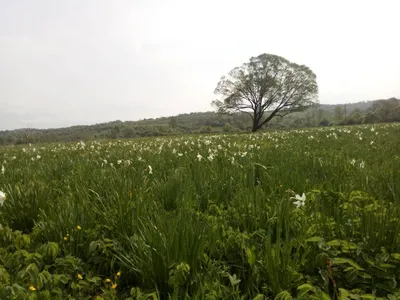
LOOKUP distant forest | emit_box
[0,97,399,146]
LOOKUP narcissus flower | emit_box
[0,191,6,206]
[291,193,306,208]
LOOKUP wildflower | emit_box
[29,285,36,291]
[290,193,306,208]
[178,153,183,157]
[370,141,374,145]
[371,127,375,132]
[1,165,4,174]
[117,160,122,165]
[77,225,81,230]
[0,191,6,206]
[148,165,153,174]
[350,159,356,166]
[111,283,117,289]
[197,154,203,161]
[77,274,83,280]
[63,237,68,241]
[36,155,41,160]
[359,161,365,169]
[116,271,121,277]
[105,278,112,283]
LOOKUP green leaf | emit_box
[390,253,400,261]
[361,295,376,299]
[275,291,293,300]
[228,273,241,287]
[297,284,316,298]
[246,247,256,266]
[306,236,324,243]
[333,258,364,270]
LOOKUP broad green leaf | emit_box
[361,295,376,299]
[306,236,324,243]
[275,291,293,300]
[333,258,364,270]
[390,253,400,261]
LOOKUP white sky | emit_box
[1,0,399,129]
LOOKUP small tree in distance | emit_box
[212,53,319,132]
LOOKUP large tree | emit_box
[212,53,319,132]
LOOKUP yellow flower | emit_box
[116,271,121,277]
[66,233,70,237]
[111,283,117,289]
[29,285,36,291]
[77,274,83,280]
[63,237,68,241]
[105,278,111,283]
[77,225,81,230]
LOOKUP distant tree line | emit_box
[0,98,398,146]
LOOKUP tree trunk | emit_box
[252,118,259,132]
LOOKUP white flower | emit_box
[1,165,4,175]
[0,191,6,206]
[36,155,41,160]
[359,161,365,169]
[350,159,356,166]
[148,165,153,174]
[291,193,306,208]
[178,153,183,157]
[197,154,203,161]
[117,160,122,165]
[370,141,374,145]
[371,127,375,132]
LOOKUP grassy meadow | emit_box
[0,123,400,299]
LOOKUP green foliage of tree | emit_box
[333,106,345,123]
[212,53,319,132]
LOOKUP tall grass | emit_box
[0,123,399,298]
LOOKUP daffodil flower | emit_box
[290,193,306,208]
[0,191,6,206]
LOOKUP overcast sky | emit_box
[1,0,399,130]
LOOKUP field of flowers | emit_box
[0,123,400,299]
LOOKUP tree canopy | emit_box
[212,53,319,131]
